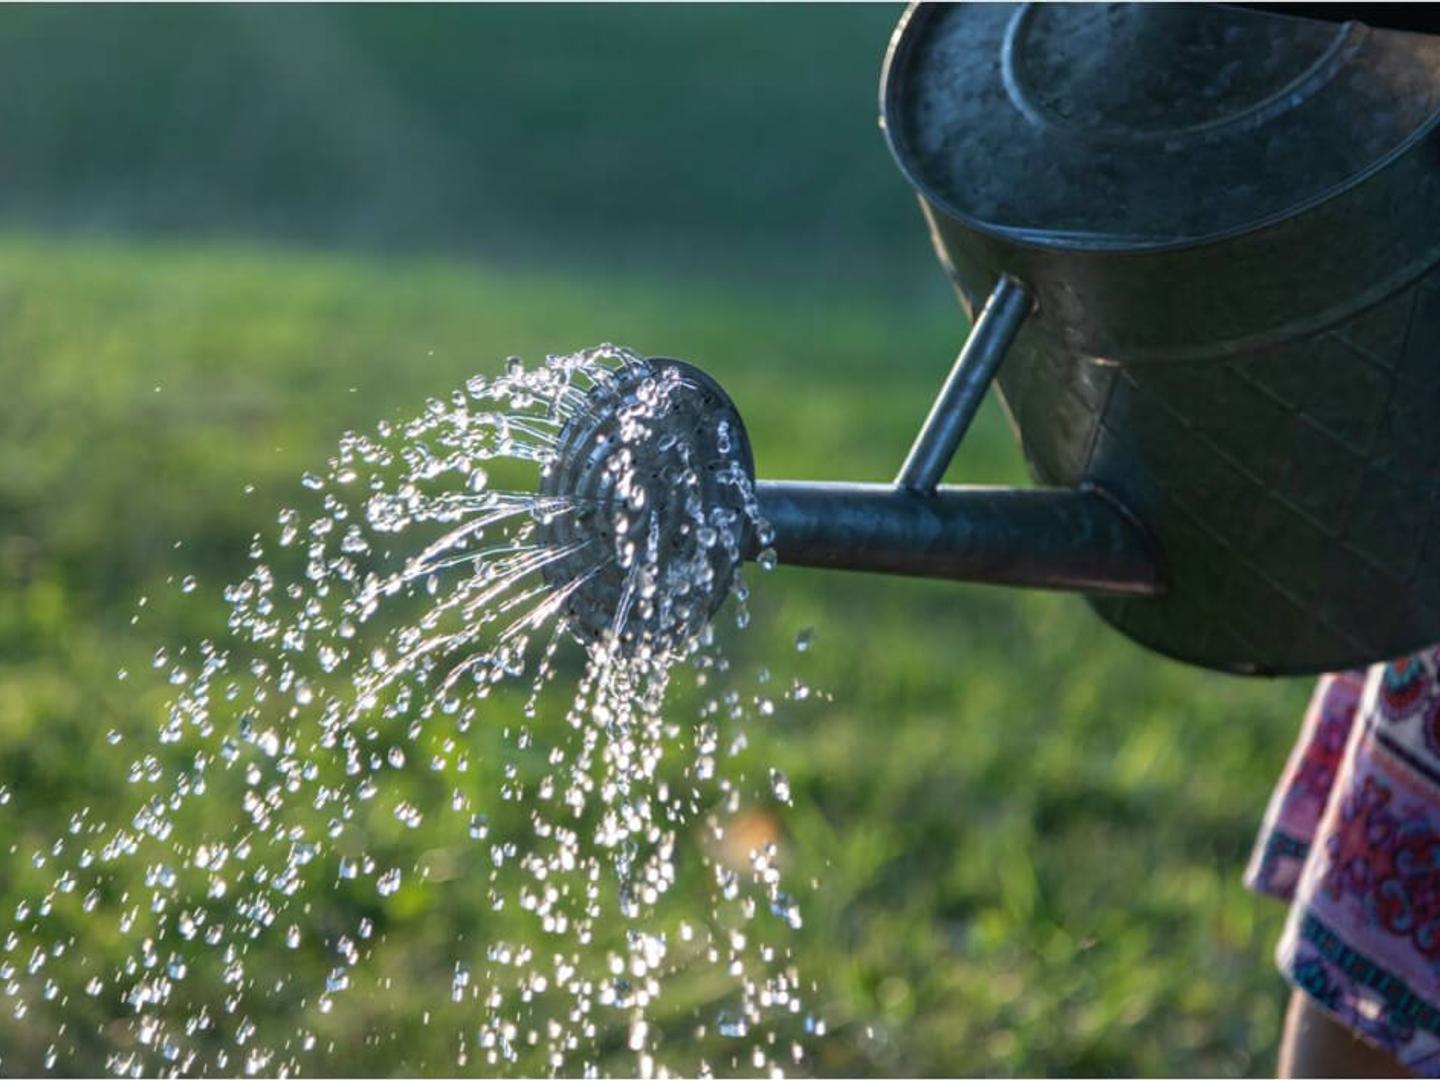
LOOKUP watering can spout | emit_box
[538,269,1164,653]
[538,270,1165,654]
[752,481,1163,597]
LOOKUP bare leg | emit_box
[1278,989,1414,1078]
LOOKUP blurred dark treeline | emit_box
[0,4,933,292]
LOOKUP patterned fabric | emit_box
[1248,648,1440,1074]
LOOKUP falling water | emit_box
[0,345,818,1077]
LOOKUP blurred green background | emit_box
[0,5,1310,1076]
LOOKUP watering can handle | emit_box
[895,274,1032,496]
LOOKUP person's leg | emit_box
[1278,989,1414,1078]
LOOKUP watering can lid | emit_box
[880,3,1440,252]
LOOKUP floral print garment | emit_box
[1248,650,1440,1074]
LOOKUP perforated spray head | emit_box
[539,357,756,656]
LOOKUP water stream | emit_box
[0,345,818,1077]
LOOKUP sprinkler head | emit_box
[539,357,756,655]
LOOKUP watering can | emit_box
[549,2,1440,677]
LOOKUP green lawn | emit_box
[0,236,1309,1076]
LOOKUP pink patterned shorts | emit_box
[1248,647,1440,1074]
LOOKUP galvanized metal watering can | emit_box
[552,2,1440,677]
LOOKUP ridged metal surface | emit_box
[538,358,754,650]
[882,2,1440,674]
[884,3,1440,249]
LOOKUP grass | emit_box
[0,234,1310,1076]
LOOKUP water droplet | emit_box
[717,1011,749,1038]
[376,869,402,897]
[769,769,792,804]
